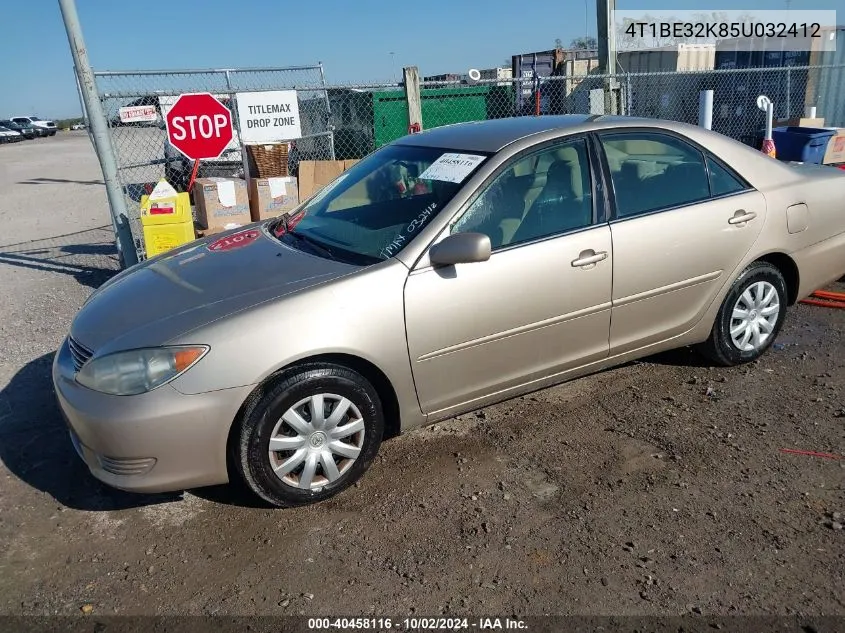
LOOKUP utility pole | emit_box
[57,0,138,267]
[596,0,620,114]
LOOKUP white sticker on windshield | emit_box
[418,153,486,183]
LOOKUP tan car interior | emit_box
[469,141,594,248]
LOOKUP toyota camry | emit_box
[53,115,845,507]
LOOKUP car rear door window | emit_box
[600,132,711,218]
[451,138,594,249]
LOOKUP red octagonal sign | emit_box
[165,92,233,161]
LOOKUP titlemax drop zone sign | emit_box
[235,90,302,143]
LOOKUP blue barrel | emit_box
[771,126,836,164]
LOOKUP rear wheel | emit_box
[236,363,384,507]
[698,262,787,366]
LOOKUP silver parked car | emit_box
[53,115,845,507]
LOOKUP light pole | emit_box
[390,52,396,82]
[585,0,590,41]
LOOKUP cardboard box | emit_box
[297,159,359,201]
[823,129,845,164]
[248,176,299,222]
[775,117,826,128]
[193,177,251,231]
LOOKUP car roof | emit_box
[392,114,657,153]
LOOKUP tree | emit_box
[569,36,598,50]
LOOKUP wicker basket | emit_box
[247,143,289,178]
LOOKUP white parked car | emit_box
[12,115,57,137]
[0,126,22,143]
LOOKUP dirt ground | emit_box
[0,134,843,619]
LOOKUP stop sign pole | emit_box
[165,92,234,161]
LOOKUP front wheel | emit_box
[236,363,385,507]
[698,261,788,366]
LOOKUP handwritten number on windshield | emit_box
[379,201,438,258]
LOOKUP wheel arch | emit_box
[225,353,402,476]
[754,252,800,305]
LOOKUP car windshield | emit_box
[272,144,490,265]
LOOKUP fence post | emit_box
[786,67,792,119]
[698,90,714,130]
[319,63,336,160]
[73,67,88,129]
[403,66,422,133]
[58,0,138,268]
[225,70,253,185]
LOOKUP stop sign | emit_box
[165,92,233,161]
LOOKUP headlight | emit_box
[75,346,208,396]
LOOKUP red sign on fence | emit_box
[165,93,233,161]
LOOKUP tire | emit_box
[698,261,788,366]
[236,363,385,507]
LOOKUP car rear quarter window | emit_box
[600,132,711,218]
[706,156,748,197]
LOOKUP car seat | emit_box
[511,160,590,243]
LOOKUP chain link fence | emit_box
[92,65,335,260]
[91,63,845,260]
[323,64,845,158]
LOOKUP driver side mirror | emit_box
[429,232,491,266]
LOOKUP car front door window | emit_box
[450,138,594,249]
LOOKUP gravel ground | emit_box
[0,133,843,620]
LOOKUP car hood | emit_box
[71,226,359,354]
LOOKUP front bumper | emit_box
[52,337,255,494]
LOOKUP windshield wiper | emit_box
[272,211,343,261]
[287,230,338,261]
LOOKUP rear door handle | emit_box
[729,210,757,225]
[571,250,608,267]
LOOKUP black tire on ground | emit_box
[236,362,385,508]
[697,261,788,367]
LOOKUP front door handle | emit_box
[728,210,757,225]
[571,249,608,268]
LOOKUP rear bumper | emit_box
[52,337,255,494]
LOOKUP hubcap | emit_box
[729,281,780,352]
[268,393,365,491]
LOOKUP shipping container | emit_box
[805,27,845,128]
[611,45,715,125]
[708,36,817,143]
[511,48,598,114]
[325,85,514,160]
[478,67,513,86]
[618,44,715,73]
